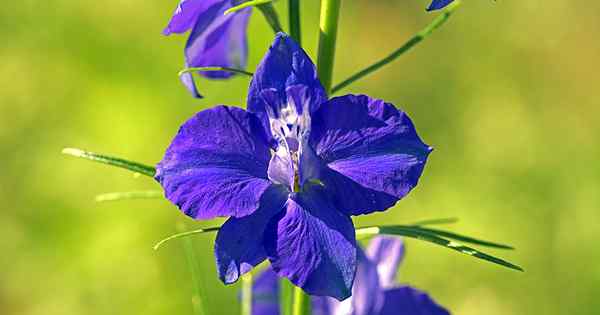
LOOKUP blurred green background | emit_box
[2,0,599,314]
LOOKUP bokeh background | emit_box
[2,1,599,314]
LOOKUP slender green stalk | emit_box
[94,190,162,202]
[225,0,274,14]
[181,224,207,315]
[153,227,220,250]
[288,0,301,44]
[316,0,342,93]
[292,286,311,315]
[279,278,294,315]
[241,273,253,315]
[61,148,155,177]
[179,67,254,77]
[331,1,461,94]
[257,3,284,34]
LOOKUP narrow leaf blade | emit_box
[153,227,220,250]
[408,226,515,250]
[356,226,523,272]
[62,148,155,177]
[95,190,163,202]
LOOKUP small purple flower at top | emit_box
[252,236,451,315]
[427,0,454,11]
[163,0,252,98]
[155,33,432,300]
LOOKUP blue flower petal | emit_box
[252,268,280,315]
[248,33,327,139]
[366,237,405,288]
[185,5,251,79]
[163,0,225,35]
[380,286,450,315]
[264,185,357,300]
[427,0,454,11]
[310,94,432,216]
[156,105,272,219]
[215,185,287,284]
[179,63,203,98]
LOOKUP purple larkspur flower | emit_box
[164,0,252,97]
[252,237,451,315]
[155,33,432,300]
[427,0,454,11]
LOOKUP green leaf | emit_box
[224,0,274,15]
[331,1,461,94]
[356,225,523,272]
[256,3,284,34]
[409,226,515,250]
[153,227,220,250]
[409,217,459,226]
[95,190,163,202]
[179,66,253,77]
[62,148,155,177]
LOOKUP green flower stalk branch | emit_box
[280,279,294,315]
[331,1,461,94]
[289,0,302,44]
[257,2,284,33]
[292,286,312,315]
[316,0,342,93]
[94,190,163,202]
[242,274,254,315]
[179,67,254,78]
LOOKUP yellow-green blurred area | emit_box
[2,0,599,314]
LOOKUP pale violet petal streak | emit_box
[215,185,287,284]
[179,62,202,98]
[264,186,356,300]
[155,106,272,219]
[247,33,327,139]
[311,94,432,216]
[366,236,405,289]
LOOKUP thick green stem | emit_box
[316,0,341,93]
[241,274,253,315]
[288,0,301,44]
[292,286,311,315]
[279,278,294,315]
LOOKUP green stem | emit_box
[330,1,461,94]
[292,286,311,315]
[279,278,294,315]
[179,67,253,77]
[241,274,253,315]
[257,3,284,34]
[288,0,301,44]
[316,0,341,93]
[180,224,207,315]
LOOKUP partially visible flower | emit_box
[155,33,431,300]
[252,236,451,315]
[427,0,454,11]
[163,0,252,97]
